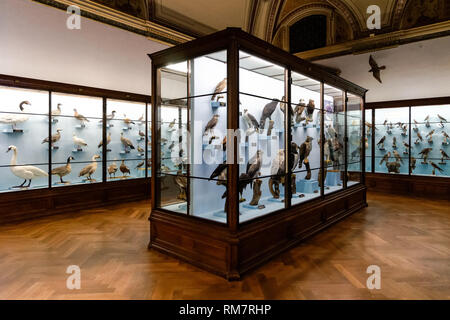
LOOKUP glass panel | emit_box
[374,107,409,175]
[347,93,363,186]
[0,86,49,192]
[106,99,147,181]
[161,61,188,101]
[365,109,373,172]
[324,85,345,194]
[50,93,103,186]
[291,71,321,204]
[238,93,286,221]
[411,105,450,177]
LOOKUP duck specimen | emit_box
[6,145,48,188]
[41,129,62,147]
[123,114,135,126]
[51,156,74,183]
[120,160,130,177]
[106,110,116,121]
[72,133,87,149]
[79,155,100,180]
[108,161,118,178]
[243,109,259,134]
[0,101,30,130]
[211,78,227,102]
[203,114,219,136]
[98,132,111,149]
[73,108,90,126]
[120,132,135,150]
[260,99,279,129]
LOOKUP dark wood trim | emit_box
[366,96,450,109]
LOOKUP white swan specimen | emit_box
[7,145,48,188]
[72,133,88,148]
[0,101,30,130]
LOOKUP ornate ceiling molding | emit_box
[33,0,193,45]
[326,0,361,36]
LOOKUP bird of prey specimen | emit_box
[298,136,313,168]
[209,161,227,181]
[238,150,263,201]
[410,157,416,171]
[369,55,386,83]
[443,131,449,144]
[429,161,444,175]
[377,136,386,148]
[290,142,299,170]
[415,131,423,143]
[426,129,435,138]
[305,99,315,124]
[203,114,220,136]
[424,115,430,127]
[419,147,433,163]
[393,150,403,164]
[379,152,391,165]
[243,109,259,132]
[269,149,285,198]
[440,149,450,163]
[260,99,279,129]
[211,78,227,102]
[294,99,306,123]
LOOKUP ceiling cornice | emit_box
[33,0,194,45]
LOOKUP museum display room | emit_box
[149,28,367,279]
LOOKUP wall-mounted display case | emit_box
[149,28,368,280]
[0,74,151,223]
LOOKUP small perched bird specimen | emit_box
[51,103,62,117]
[72,133,87,149]
[443,131,449,144]
[73,108,89,126]
[243,109,259,134]
[410,157,417,172]
[305,99,315,124]
[426,129,435,142]
[168,141,175,151]
[161,164,171,173]
[79,155,100,181]
[385,161,401,174]
[0,101,30,130]
[168,118,176,129]
[403,141,410,154]
[269,149,285,199]
[174,170,188,200]
[379,152,391,165]
[377,136,386,149]
[120,132,135,150]
[415,131,423,144]
[209,161,227,181]
[203,114,220,136]
[98,132,112,149]
[419,147,433,163]
[136,161,144,169]
[222,136,227,151]
[42,129,62,147]
[260,99,279,129]
[429,161,444,175]
[413,119,419,129]
[137,145,144,153]
[401,124,408,135]
[138,130,145,138]
[238,150,262,202]
[211,78,227,102]
[424,115,430,127]
[440,149,450,163]
[51,156,74,183]
[365,122,377,135]
[108,161,118,178]
[369,55,386,83]
[393,150,403,163]
[279,96,293,122]
[437,114,447,123]
[123,114,135,126]
[120,160,130,177]
[383,119,388,127]
[7,145,48,188]
[299,136,313,168]
[294,99,306,123]
[392,136,397,149]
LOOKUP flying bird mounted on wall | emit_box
[369,55,386,84]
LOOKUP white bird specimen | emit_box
[79,155,101,180]
[73,108,90,126]
[51,103,62,116]
[72,133,88,148]
[6,145,48,188]
[0,101,30,130]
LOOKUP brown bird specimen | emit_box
[437,114,447,123]
[108,161,118,178]
[203,114,220,136]
[305,99,315,124]
[410,157,416,171]
[415,131,423,144]
[136,161,144,169]
[379,152,391,165]
[260,99,279,129]
[73,108,90,126]
[137,145,144,153]
[51,156,74,183]
[42,129,62,147]
[393,150,403,163]
[442,131,449,144]
[138,130,145,138]
[369,55,386,83]
[376,136,386,148]
[79,155,100,181]
[249,179,262,206]
[429,161,444,175]
[98,132,112,148]
[174,170,188,200]
[120,132,135,150]
[418,147,433,163]
[440,149,450,163]
[222,136,227,151]
[294,99,306,123]
[120,160,130,177]
[299,136,313,168]
[211,78,227,102]
[123,114,135,126]
[385,161,401,174]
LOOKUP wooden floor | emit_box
[0,192,448,300]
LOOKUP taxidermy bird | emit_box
[120,160,130,177]
[203,114,220,136]
[424,115,430,127]
[294,99,306,123]
[298,136,313,168]
[120,132,135,150]
[79,155,100,180]
[136,161,144,169]
[377,136,386,149]
[437,114,447,123]
[98,132,111,149]
[365,122,377,134]
[440,149,450,163]
[369,55,386,83]
[305,99,315,124]
[123,114,135,126]
[139,130,145,138]
[137,145,144,153]
[238,150,262,201]
[243,109,259,133]
[385,161,401,174]
[51,156,74,183]
[290,141,299,170]
[379,152,391,165]
[0,101,30,130]
[442,131,449,144]
[429,161,443,175]
[168,141,175,151]
[403,141,410,154]
[415,131,423,143]
[211,78,227,102]
[419,147,433,163]
[269,149,285,198]
[222,136,227,151]
[411,157,417,171]
[209,161,227,181]
[108,161,118,178]
[392,137,397,149]
[161,164,171,173]
[6,145,48,188]
[393,150,403,164]
[73,108,89,125]
[260,99,279,129]
[413,119,419,129]
[174,170,188,200]
[426,129,435,139]
[72,133,87,148]
[42,129,62,147]
[51,103,62,117]
[168,119,176,129]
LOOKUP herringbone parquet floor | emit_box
[0,192,448,299]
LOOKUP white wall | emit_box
[0,0,167,95]
[317,36,450,103]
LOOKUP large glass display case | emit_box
[149,28,368,280]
